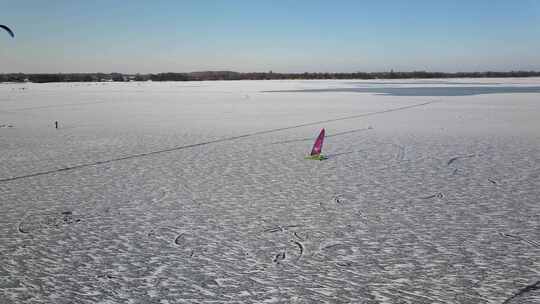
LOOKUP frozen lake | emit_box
[1,79,539,303]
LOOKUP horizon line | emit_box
[2,70,540,75]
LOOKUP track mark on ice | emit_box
[447,153,476,166]
[420,192,444,199]
[293,231,305,241]
[488,178,498,185]
[333,195,346,204]
[174,233,186,246]
[159,230,206,257]
[18,211,82,234]
[318,243,355,262]
[499,232,540,248]
[291,240,304,259]
[0,101,435,183]
[262,224,301,233]
[502,280,540,304]
[273,251,286,264]
[322,243,346,251]
[147,225,198,248]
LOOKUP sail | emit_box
[310,128,325,156]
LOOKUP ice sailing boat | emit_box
[305,128,328,160]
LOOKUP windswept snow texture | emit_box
[1,79,540,303]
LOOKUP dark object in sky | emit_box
[0,25,14,38]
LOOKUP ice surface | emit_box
[1,79,539,303]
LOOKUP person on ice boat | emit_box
[305,128,328,160]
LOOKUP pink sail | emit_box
[310,128,325,156]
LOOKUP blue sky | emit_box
[1,0,539,73]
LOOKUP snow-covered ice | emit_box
[1,79,539,303]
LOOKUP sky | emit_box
[1,0,540,73]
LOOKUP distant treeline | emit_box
[2,70,540,83]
